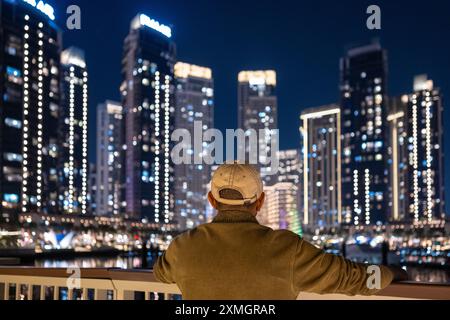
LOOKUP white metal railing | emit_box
[0,268,180,300]
[1,267,449,300]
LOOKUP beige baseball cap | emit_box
[210,163,264,206]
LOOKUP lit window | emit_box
[5,118,22,129]
[4,153,23,162]
[3,193,19,204]
[6,66,23,84]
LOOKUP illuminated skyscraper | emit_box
[275,149,301,185]
[258,182,300,234]
[388,75,445,223]
[275,149,302,224]
[121,14,176,221]
[340,43,389,226]
[300,105,341,229]
[238,70,278,184]
[96,101,123,216]
[59,47,89,215]
[386,95,409,222]
[0,0,60,223]
[173,62,214,230]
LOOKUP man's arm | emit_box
[153,242,177,284]
[292,239,395,296]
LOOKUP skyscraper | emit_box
[0,0,60,223]
[275,149,301,185]
[173,62,214,230]
[121,14,176,222]
[258,182,300,234]
[59,47,89,215]
[238,70,278,185]
[386,95,409,222]
[300,105,341,229]
[388,75,445,223]
[96,101,123,216]
[340,42,389,226]
[274,149,302,224]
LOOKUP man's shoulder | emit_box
[264,228,302,243]
[170,225,205,243]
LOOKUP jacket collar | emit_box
[212,210,259,224]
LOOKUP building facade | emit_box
[238,70,278,185]
[96,101,123,216]
[258,182,300,234]
[274,149,302,225]
[388,75,445,223]
[300,105,341,229]
[275,149,301,185]
[0,0,60,223]
[173,62,214,230]
[121,14,176,221]
[59,47,88,215]
[340,43,389,226]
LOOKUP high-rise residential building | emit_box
[386,95,409,222]
[388,75,445,223]
[258,182,300,235]
[173,62,214,230]
[96,101,123,216]
[59,47,89,215]
[121,14,176,222]
[238,70,278,185]
[275,149,301,185]
[340,42,389,226]
[0,0,60,223]
[274,149,302,224]
[300,105,342,229]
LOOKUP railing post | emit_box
[115,289,124,301]
[40,286,46,300]
[67,288,73,300]
[15,284,21,300]
[82,288,88,300]
[121,291,135,300]
[94,289,107,300]
[27,284,33,300]
[3,283,9,301]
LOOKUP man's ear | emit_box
[256,192,265,212]
[208,192,219,210]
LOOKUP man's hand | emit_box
[388,266,409,282]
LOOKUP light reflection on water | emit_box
[34,256,449,284]
[34,255,155,269]
[405,266,449,284]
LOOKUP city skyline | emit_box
[46,0,450,211]
[0,0,449,223]
[1,0,449,302]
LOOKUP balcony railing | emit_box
[0,267,449,300]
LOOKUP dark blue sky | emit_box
[51,0,450,206]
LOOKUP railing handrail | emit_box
[0,267,159,281]
[1,267,449,300]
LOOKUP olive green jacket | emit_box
[154,210,393,300]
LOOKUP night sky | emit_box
[50,0,450,208]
